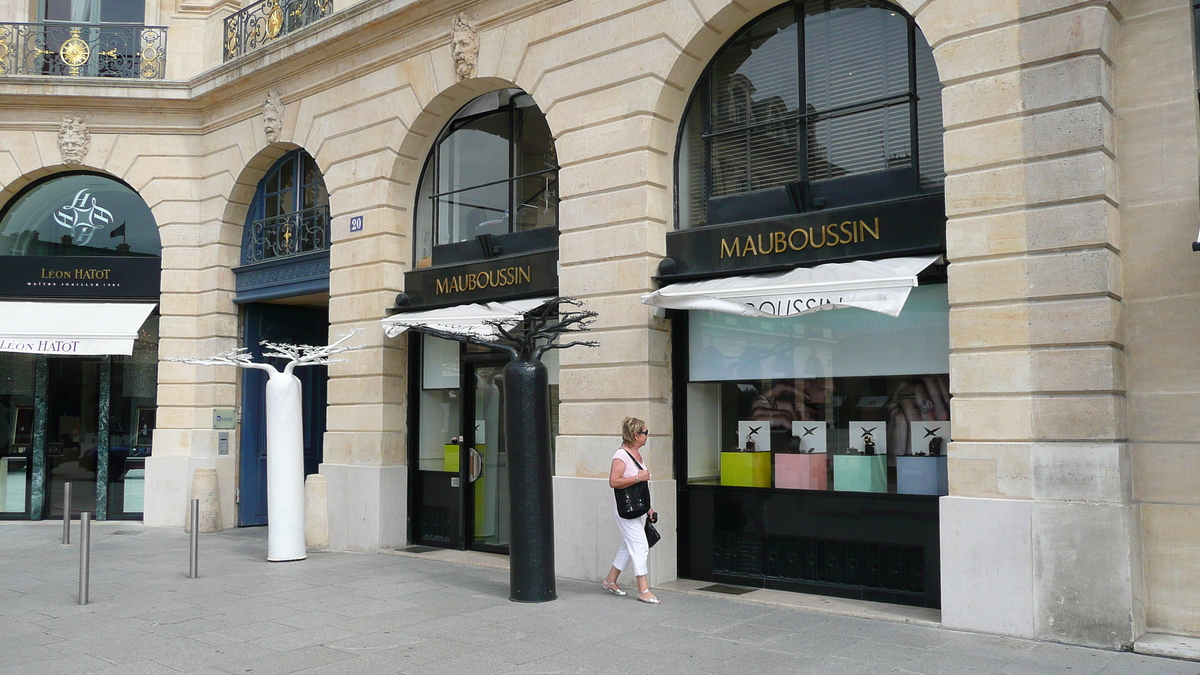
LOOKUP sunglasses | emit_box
[637,429,650,436]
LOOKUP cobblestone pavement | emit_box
[1,521,1196,675]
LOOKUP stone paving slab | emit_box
[1,521,1198,675]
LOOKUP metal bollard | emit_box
[188,498,199,579]
[78,512,90,605]
[62,482,72,545]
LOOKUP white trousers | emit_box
[612,506,649,577]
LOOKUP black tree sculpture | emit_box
[405,297,597,602]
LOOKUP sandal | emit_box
[637,591,660,604]
[601,580,627,596]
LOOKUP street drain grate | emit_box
[108,531,143,536]
[698,584,755,595]
[396,546,440,553]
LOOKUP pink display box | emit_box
[775,453,828,490]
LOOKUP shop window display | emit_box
[686,285,949,495]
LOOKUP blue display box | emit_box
[833,454,887,493]
[896,455,948,495]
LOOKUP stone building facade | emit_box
[0,0,1197,653]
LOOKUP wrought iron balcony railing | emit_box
[224,0,333,62]
[242,205,331,264]
[0,22,167,79]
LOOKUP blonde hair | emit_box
[621,416,646,445]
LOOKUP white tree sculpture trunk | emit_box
[168,330,362,563]
[266,369,307,562]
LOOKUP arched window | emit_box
[241,149,330,264]
[0,172,160,256]
[677,0,943,228]
[413,88,558,269]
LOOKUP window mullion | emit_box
[907,16,920,184]
[796,0,809,187]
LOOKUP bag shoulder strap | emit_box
[623,449,645,471]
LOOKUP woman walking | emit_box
[601,416,660,604]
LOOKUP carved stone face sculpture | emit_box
[58,114,90,165]
[451,13,478,81]
[263,90,284,143]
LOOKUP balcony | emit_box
[0,22,167,79]
[224,0,333,62]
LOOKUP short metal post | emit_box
[188,498,199,579]
[78,512,90,605]
[62,482,71,544]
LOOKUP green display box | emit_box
[720,451,772,487]
[833,454,887,493]
[444,444,460,472]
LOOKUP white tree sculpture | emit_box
[171,330,363,561]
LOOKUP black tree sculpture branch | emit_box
[406,296,598,361]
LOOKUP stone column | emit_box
[543,25,681,587]
[148,215,241,530]
[1113,0,1200,641]
[322,175,408,552]
[926,1,1139,648]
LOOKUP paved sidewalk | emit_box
[1,521,1196,675]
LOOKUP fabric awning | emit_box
[381,297,553,339]
[641,255,941,318]
[0,302,157,355]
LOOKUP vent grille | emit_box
[714,531,924,594]
[419,505,450,543]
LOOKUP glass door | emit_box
[465,360,508,553]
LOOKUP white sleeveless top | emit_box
[613,447,645,480]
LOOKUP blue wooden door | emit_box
[238,304,328,527]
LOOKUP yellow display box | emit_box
[444,444,460,472]
[720,451,772,487]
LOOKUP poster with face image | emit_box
[791,421,826,454]
[848,421,886,456]
[738,421,768,451]
[909,421,950,457]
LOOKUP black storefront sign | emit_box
[663,194,945,280]
[401,249,558,310]
[0,256,161,300]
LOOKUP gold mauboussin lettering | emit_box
[435,265,533,295]
[719,218,882,259]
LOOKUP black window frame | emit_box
[675,0,944,230]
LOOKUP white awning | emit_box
[0,302,157,355]
[381,297,553,339]
[641,255,941,318]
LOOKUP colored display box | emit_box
[444,444,460,472]
[833,454,887,493]
[896,455,948,495]
[775,453,828,490]
[720,451,772,487]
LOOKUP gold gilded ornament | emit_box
[59,29,90,68]
[267,2,284,38]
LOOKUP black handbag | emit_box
[614,450,651,519]
[644,520,661,548]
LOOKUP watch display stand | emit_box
[899,421,950,495]
[721,450,771,487]
[896,455,948,495]
[833,454,887,492]
[776,453,828,489]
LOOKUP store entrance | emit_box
[409,336,511,553]
[237,302,328,527]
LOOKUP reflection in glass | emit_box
[0,354,36,515]
[0,174,161,256]
[415,88,558,259]
[676,0,944,228]
[472,365,508,547]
